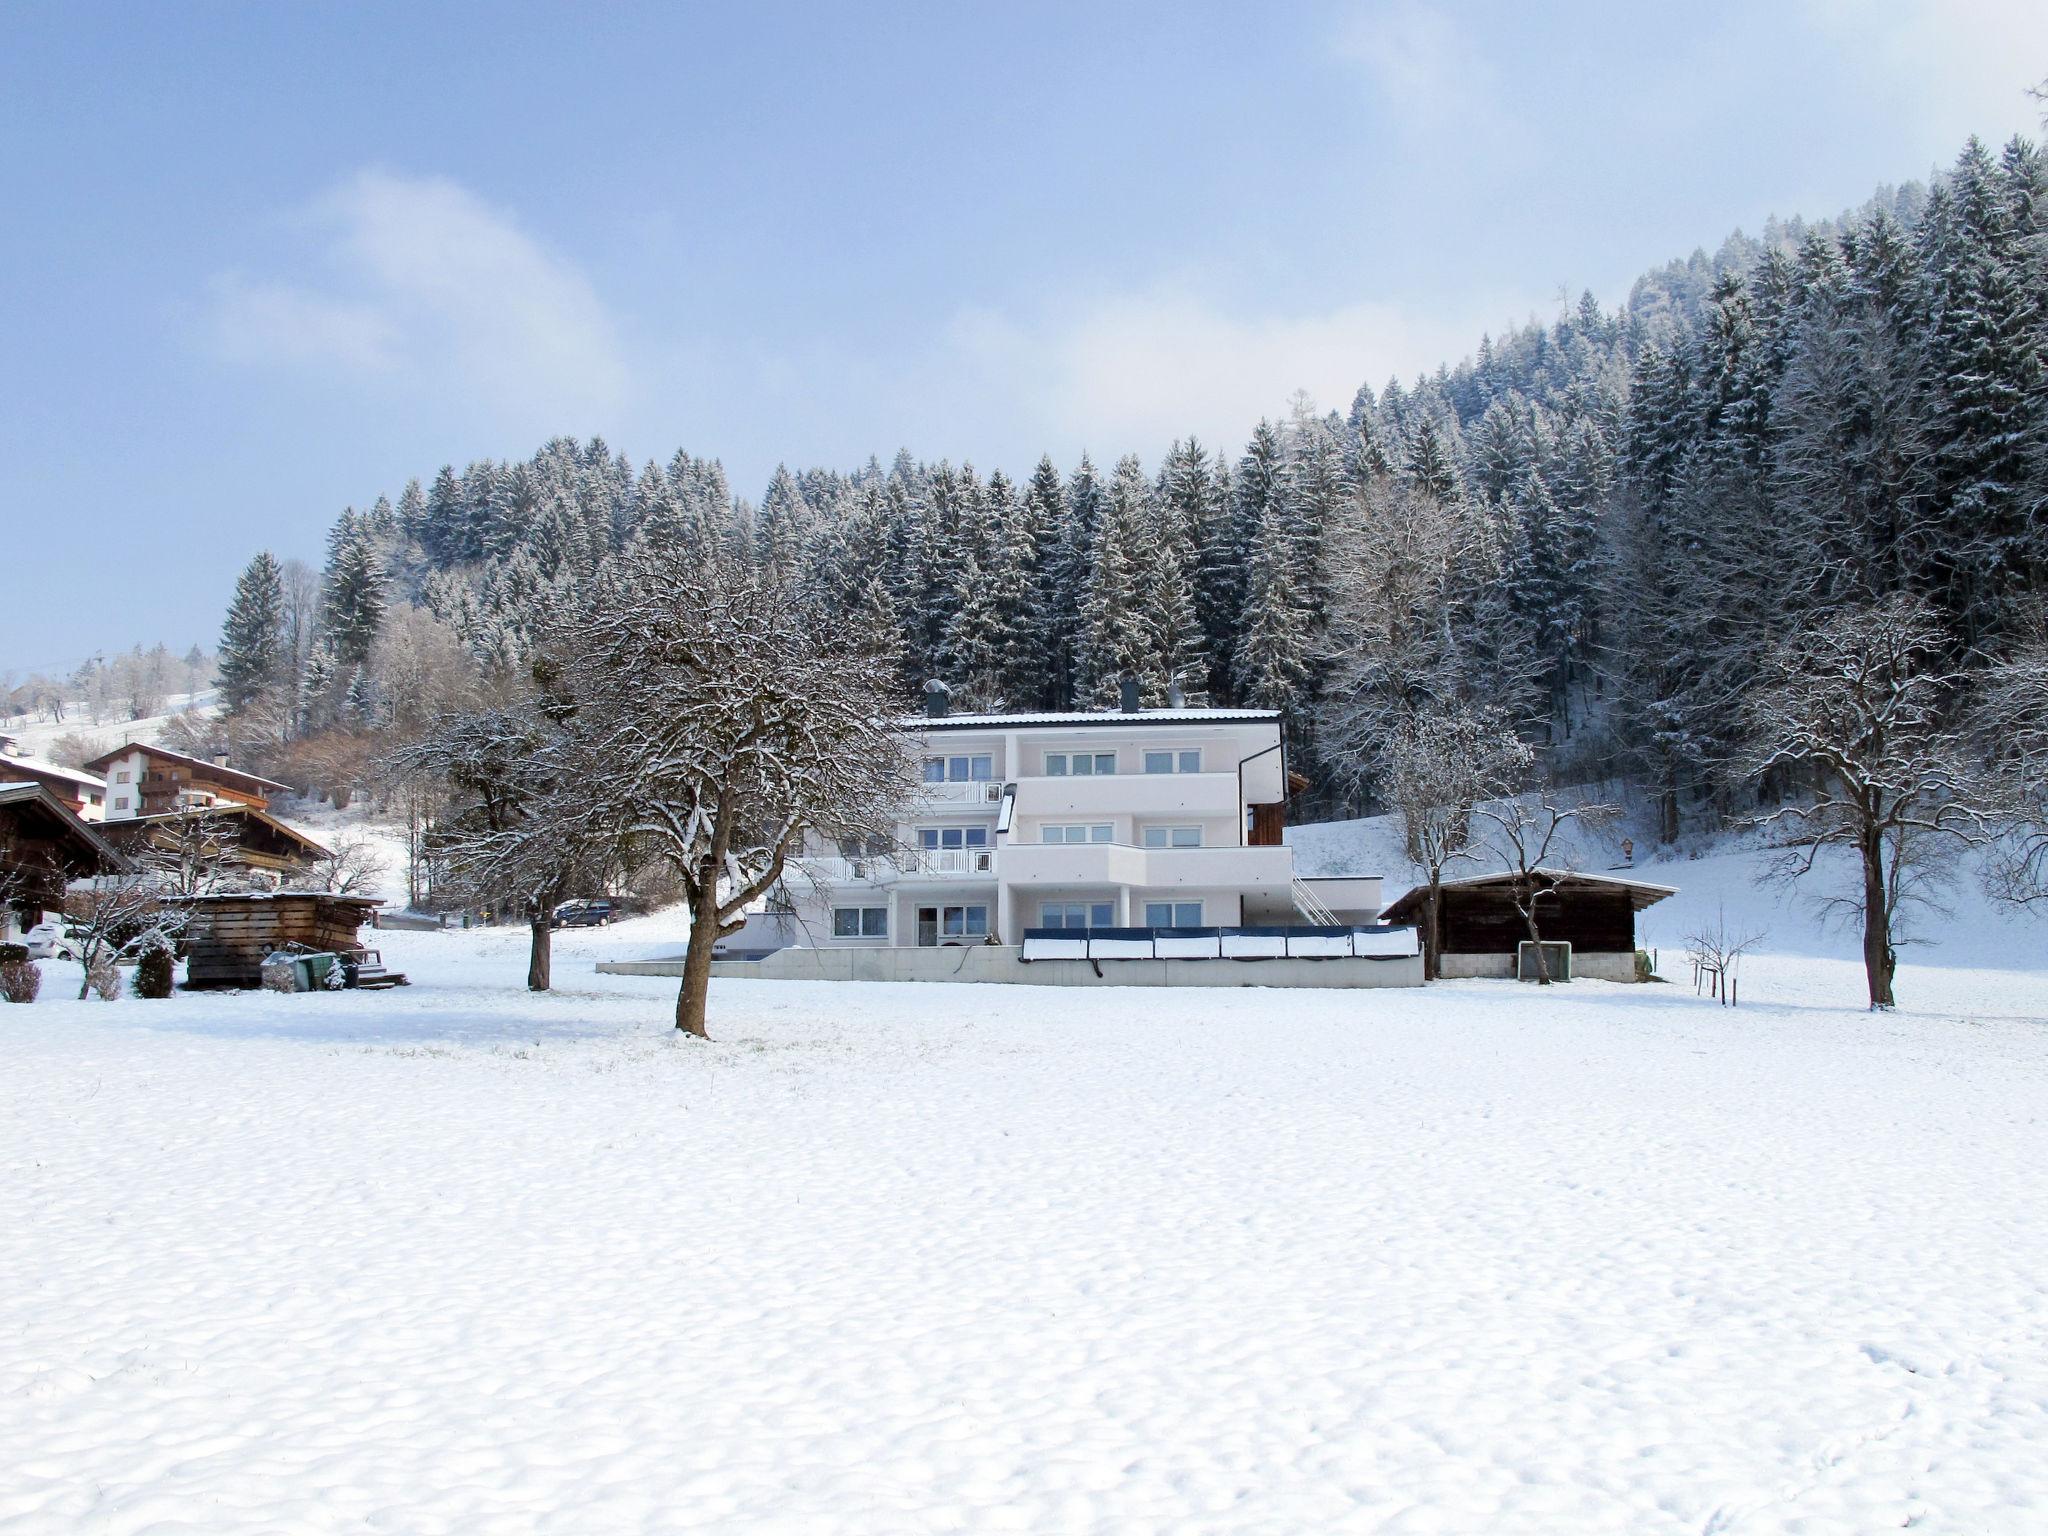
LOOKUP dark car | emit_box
[553,898,618,928]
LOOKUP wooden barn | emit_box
[1379,869,1676,982]
[0,781,130,936]
[173,892,383,988]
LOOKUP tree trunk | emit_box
[674,878,720,1038]
[527,912,552,992]
[1522,894,1550,984]
[1423,879,1443,981]
[1861,826,1894,1009]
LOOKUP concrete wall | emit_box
[603,945,1424,989]
[1438,949,1642,982]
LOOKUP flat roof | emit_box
[906,708,1282,732]
[1381,867,1678,921]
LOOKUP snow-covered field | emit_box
[5,874,2047,1533]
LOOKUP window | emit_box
[832,907,889,939]
[838,835,891,859]
[1141,826,1202,849]
[114,770,130,784]
[1041,901,1115,930]
[113,796,129,811]
[926,754,994,783]
[1144,901,1204,928]
[917,827,989,850]
[1040,824,1112,844]
[1142,749,1203,774]
[1045,751,1115,777]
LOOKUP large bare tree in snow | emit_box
[1470,792,1623,984]
[1377,701,1532,980]
[554,546,915,1038]
[1742,595,1987,1009]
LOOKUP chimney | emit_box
[213,752,231,768]
[1119,677,1142,714]
[922,680,951,719]
[1165,679,1186,709]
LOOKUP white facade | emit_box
[770,706,1379,951]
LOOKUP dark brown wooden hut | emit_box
[1379,869,1676,981]
[172,892,383,988]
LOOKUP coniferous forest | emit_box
[208,133,2048,843]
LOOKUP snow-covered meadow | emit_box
[4,872,2047,1533]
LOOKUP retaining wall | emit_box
[601,945,1424,989]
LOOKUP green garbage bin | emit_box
[296,953,343,990]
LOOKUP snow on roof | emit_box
[0,754,106,789]
[904,708,1282,731]
[1382,867,1678,921]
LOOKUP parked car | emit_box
[553,898,619,928]
[21,921,80,962]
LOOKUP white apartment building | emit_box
[762,688,1380,953]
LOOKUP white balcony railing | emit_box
[916,779,1007,807]
[996,841,1294,893]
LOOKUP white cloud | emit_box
[925,278,1550,461]
[206,170,628,432]
[1800,0,2048,148]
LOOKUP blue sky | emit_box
[3,1,2044,672]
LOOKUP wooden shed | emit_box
[1379,868,1676,981]
[172,892,383,988]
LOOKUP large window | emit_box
[1041,901,1115,930]
[917,827,989,850]
[832,906,889,939]
[1141,826,1202,849]
[1142,749,1203,774]
[917,903,989,943]
[1143,901,1204,928]
[1044,751,1115,777]
[924,754,994,783]
[1041,824,1112,844]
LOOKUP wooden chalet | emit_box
[98,803,330,884]
[1379,868,1676,982]
[85,743,290,820]
[172,891,384,988]
[0,781,130,934]
[0,750,108,820]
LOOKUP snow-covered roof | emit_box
[0,753,106,789]
[1382,867,1678,921]
[904,708,1282,731]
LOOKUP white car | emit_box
[21,921,80,962]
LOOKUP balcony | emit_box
[1010,771,1242,819]
[914,779,1008,809]
[995,841,1295,894]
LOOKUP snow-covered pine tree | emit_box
[216,551,287,715]
[319,510,389,670]
[1076,455,1161,707]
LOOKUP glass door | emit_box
[917,906,940,947]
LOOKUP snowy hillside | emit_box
[1289,811,2047,1015]
[0,688,217,762]
[4,868,2048,1532]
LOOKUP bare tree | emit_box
[553,548,916,1038]
[387,696,614,992]
[1470,793,1624,983]
[1376,701,1532,979]
[310,829,389,897]
[1683,906,1767,1006]
[1976,616,2048,908]
[147,808,250,899]
[1742,595,1988,1009]
[64,870,189,1001]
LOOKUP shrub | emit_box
[133,941,176,999]
[87,953,122,1001]
[0,945,38,1004]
